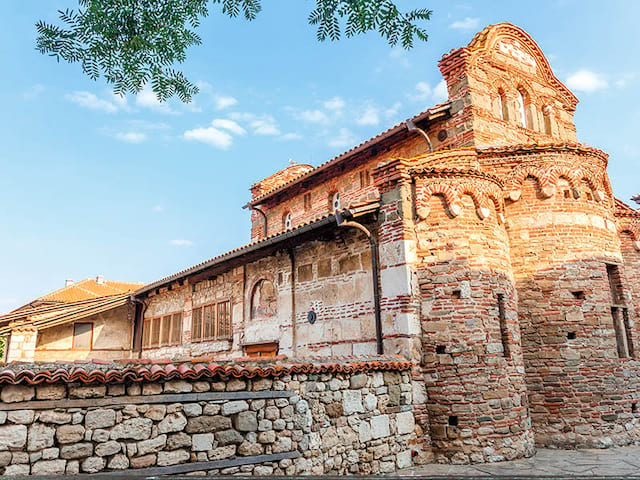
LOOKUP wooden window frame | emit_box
[360,169,372,188]
[303,193,312,211]
[72,322,94,350]
[191,300,232,343]
[142,312,183,350]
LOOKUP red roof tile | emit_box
[0,357,413,385]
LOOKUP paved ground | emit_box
[401,446,640,477]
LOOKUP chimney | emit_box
[65,279,74,287]
[96,275,105,285]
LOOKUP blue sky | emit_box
[1,0,638,311]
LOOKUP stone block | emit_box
[38,411,71,425]
[163,380,193,393]
[237,441,263,456]
[396,411,416,435]
[8,410,34,425]
[158,412,187,434]
[142,383,163,395]
[0,451,11,466]
[342,390,364,414]
[35,384,65,401]
[222,400,249,415]
[233,411,258,432]
[32,459,66,475]
[108,454,129,470]
[273,436,293,453]
[68,385,106,399]
[225,379,246,391]
[5,464,30,475]
[183,403,203,417]
[81,456,105,473]
[215,429,243,446]
[167,432,192,450]
[56,424,85,444]
[42,447,59,460]
[350,374,368,389]
[1,385,34,403]
[186,415,231,433]
[94,440,121,457]
[209,445,236,461]
[60,442,93,460]
[370,415,390,439]
[192,433,214,451]
[27,423,55,451]
[257,430,276,444]
[109,418,152,441]
[157,449,189,466]
[85,409,116,429]
[144,405,167,421]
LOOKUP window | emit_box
[497,294,511,358]
[143,312,182,349]
[283,212,292,230]
[303,193,312,211]
[330,191,341,212]
[244,342,278,358]
[498,89,509,121]
[517,89,528,128]
[360,169,372,188]
[606,263,633,358]
[543,106,553,135]
[72,323,93,350]
[191,301,232,342]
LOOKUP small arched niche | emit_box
[250,279,278,320]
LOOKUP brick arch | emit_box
[417,182,463,219]
[506,165,548,201]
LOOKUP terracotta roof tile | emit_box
[0,356,413,385]
[23,278,142,307]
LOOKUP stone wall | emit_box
[0,359,417,476]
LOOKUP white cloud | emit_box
[183,127,233,149]
[170,239,194,247]
[433,80,449,102]
[412,82,432,101]
[136,86,176,113]
[279,133,303,141]
[324,96,345,111]
[565,70,609,93]
[328,128,358,149]
[357,106,380,126]
[211,119,246,135]
[153,205,164,212]
[389,48,411,68]
[115,131,147,143]
[66,91,119,113]
[298,109,330,124]
[384,102,402,118]
[24,84,45,99]
[449,17,480,31]
[229,112,281,136]
[214,95,238,110]
[614,73,636,89]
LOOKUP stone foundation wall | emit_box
[0,361,416,476]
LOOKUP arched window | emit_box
[517,89,528,128]
[498,89,509,121]
[250,279,277,320]
[283,211,292,230]
[329,191,341,212]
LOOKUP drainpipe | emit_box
[251,206,268,239]
[288,247,297,357]
[335,210,384,355]
[405,119,433,153]
[131,296,148,358]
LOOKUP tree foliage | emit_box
[36,0,432,102]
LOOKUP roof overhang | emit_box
[136,203,379,297]
[245,103,451,208]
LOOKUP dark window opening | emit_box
[303,193,312,211]
[612,306,633,358]
[543,110,552,135]
[436,345,446,354]
[571,291,585,300]
[448,416,459,427]
[452,289,462,299]
[72,323,93,350]
[563,189,572,199]
[567,331,577,340]
[632,403,638,414]
[497,294,511,358]
[606,264,624,305]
